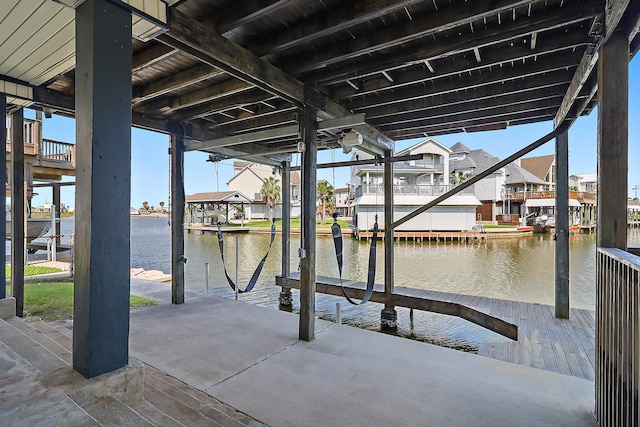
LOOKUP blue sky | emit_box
[27,55,639,209]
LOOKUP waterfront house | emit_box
[226,161,301,219]
[333,187,349,217]
[521,154,556,192]
[449,143,546,223]
[350,138,480,232]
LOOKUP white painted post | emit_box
[204,262,209,294]
[336,302,341,324]
[51,205,56,262]
[235,236,239,300]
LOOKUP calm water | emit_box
[53,217,640,350]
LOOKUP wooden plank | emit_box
[277,275,517,340]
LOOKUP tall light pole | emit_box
[633,184,639,199]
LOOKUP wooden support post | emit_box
[279,160,292,306]
[299,98,317,341]
[555,130,570,318]
[10,108,24,317]
[171,134,186,304]
[597,30,628,250]
[73,0,131,378]
[382,149,397,328]
[0,94,5,300]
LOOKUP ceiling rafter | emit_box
[346,51,582,112]
[159,8,393,153]
[330,28,588,100]
[302,0,600,86]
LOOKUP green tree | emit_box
[142,201,149,211]
[317,180,334,225]
[450,171,471,185]
[159,201,165,212]
[260,176,281,223]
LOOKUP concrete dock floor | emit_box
[129,279,596,426]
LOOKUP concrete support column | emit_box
[279,160,292,307]
[73,0,132,378]
[53,184,61,245]
[10,107,25,317]
[299,100,317,341]
[555,130,569,318]
[597,30,628,250]
[171,134,186,304]
[0,95,5,300]
[382,151,397,328]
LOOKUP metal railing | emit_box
[596,247,640,426]
[355,183,474,197]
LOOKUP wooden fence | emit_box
[597,248,640,426]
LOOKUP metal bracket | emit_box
[298,248,307,259]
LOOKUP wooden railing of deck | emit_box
[596,247,640,426]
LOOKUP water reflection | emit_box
[50,218,640,351]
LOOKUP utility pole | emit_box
[633,184,639,199]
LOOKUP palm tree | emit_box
[142,201,149,211]
[260,176,281,223]
[317,180,334,225]
[159,201,165,212]
[450,171,471,185]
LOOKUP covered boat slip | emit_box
[0,0,639,425]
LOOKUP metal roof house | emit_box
[0,1,638,425]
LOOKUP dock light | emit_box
[339,130,363,154]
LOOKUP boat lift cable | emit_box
[331,212,378,305]
[217,220,277,293]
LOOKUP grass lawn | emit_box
[4,282,157,322]
[227,218,350,229]
[6,265,63,278]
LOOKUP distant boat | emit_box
[5,215,59,242]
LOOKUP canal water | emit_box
[57,217,640,351]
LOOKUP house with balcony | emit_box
[5,114,76,225]
[333,187,350,217]
[350,138,480,232]
[520,154,556,192]
[449,143,546,224]
[226,161,301,219]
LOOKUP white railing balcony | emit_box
[355,184,475,197]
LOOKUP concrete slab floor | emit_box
[130,279,596,427]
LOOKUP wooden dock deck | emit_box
[277,275,595,381]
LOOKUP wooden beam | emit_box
[346,51,581,111]
[161,9,392,152]
[289,154,423,171]
[554,0,632,126]
[249,0,423,57]
[362,71,572,120]
[386,110,557,139]
[138,78,252,113]
[10,107,25,317]
[276,275,518,341]
[597,29,628,249]
[331,29,588,101]
[305,0,600,85]
[299,101,318,341]
[371,86,569,127]
[132,64,224,103]
[185,124,300,151]
[378,100,563,133]
[174,90,276,120]
[211,0,290,34]
[171,134,186,304]
[555,130,570,318]
[283,0,535,74]
[132,42,177,73]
